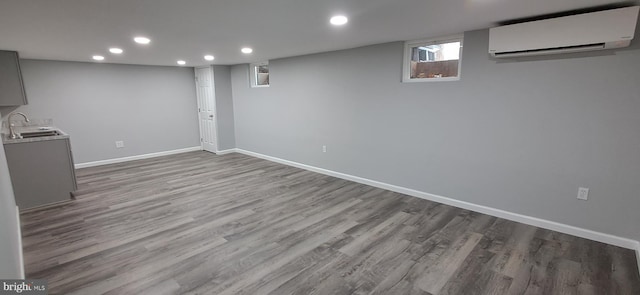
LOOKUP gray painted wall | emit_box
[213,65,236,150]
[1,60,200,164]
[231,28,640,241]
[0,113,23,279]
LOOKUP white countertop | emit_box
[2,127,70,145]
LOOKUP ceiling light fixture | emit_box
[109,48,123,54]
[241,47,253,54]
[177,60,186,65]
[204,55,215,61]
[134,37,151,44]
[92,55,105,61]
[330,15,348,26]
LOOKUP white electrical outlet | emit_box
[577,187,589,200]
[322,145,327,153]
[115,141,124,148]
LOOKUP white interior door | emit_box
[195,67,217,153]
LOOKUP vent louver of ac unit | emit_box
[493,43,607,58]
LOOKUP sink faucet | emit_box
[7,112,30,139]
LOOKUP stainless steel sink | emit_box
[18,130,62,138]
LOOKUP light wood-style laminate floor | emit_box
[21,151,640,294]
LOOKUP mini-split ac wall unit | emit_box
[489,6,639,58]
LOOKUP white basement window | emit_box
[402,35,463,82]
[250,61,269,87]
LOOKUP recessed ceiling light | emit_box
[92,55,104,61]
[177,60,186,65]
[204,55,215,61]
[109,48,123,54]
[134,37,151,44]
[241,47,253,54]
[330,15,348,26]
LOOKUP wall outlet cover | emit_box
[115,141,124,148]
[577,187,589,200]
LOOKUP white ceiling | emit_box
[0,0,627,66]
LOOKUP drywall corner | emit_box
[213,65,236,150]
[636,241,640,277]
[16,206,24,279]
[0,112,24,279]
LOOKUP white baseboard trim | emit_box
[234,148,639,250]
[16,206,24,279]
[75,146,202,169]
[215,149,237,155]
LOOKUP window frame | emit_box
[250,61,270,88]
[402,35,463,83]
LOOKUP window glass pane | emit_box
[256,65,269,86]
[410,41,460,79]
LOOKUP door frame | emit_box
[194,66,219,153]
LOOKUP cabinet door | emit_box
[0,50,28,106]
[4,139,76,209]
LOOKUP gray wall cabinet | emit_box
[0,51,27,106]
[4,138,77,209]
